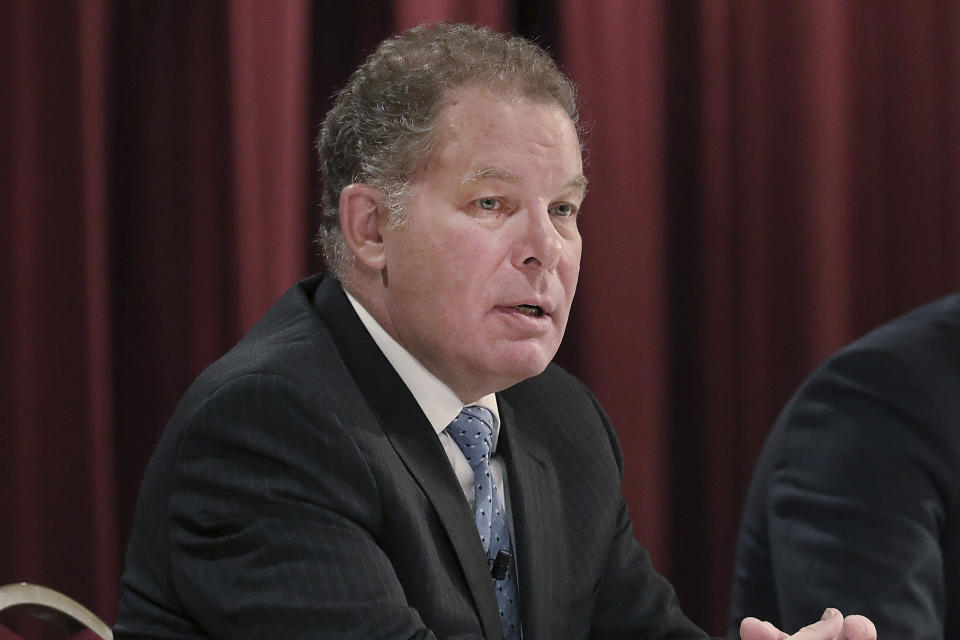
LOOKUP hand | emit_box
[739,608,877,640]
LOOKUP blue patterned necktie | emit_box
[447,406,521,639]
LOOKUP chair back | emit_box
[0,583,112,639]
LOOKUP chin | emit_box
[494,351,555,385]
[472,337,560,388]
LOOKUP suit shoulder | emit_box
[169,276,355,429]
[853,292,960,351]
[808,291,960,411]
[763,292,960,507]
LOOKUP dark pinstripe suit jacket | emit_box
[115,274,707,640]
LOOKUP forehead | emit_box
[424,86,583,183]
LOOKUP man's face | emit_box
[378,85,585,402]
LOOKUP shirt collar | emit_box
[344,291,502,449]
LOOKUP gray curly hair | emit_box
[315,22,580,275]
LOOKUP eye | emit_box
[550,202,578,218]
[475,197,501,210]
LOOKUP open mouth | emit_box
[511,304,544,317]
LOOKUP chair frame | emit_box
[0,582,113,639]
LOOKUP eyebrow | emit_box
[463,167,521,185]
[463,167,589,196]
[566,174,589,195]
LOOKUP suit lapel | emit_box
[497,395,563,640]
[311,276,502,639]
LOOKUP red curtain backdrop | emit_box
[3,1,959,636]
[560,0,960,629]
[2,1,119,629]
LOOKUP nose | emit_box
[514,202,562,272]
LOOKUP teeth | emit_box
[513,304,543,317]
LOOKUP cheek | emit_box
[393,236,461,286]
[561,243,582,290]
[442,237,508,283]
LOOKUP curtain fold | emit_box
[2,0,118,623]
[108,1,315,557]
[558,0,673,573]
[228,0,311,328]
[394,0,508,31]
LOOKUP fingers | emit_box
[739,609,878,640]
[739,616,789,640]
[838,614,877,640]
[793,609,877,640]
[786,607,844,639]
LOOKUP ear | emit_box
[339,183,388,271]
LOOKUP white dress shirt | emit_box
[344,291,512,517]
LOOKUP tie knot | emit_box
[447,406,495,469]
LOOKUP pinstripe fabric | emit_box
[115,274,710,640]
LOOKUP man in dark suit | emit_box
[729,293,960,639]
[115,22,875,640]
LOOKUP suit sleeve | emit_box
[167,372,481,640]
[763,344,958,639]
